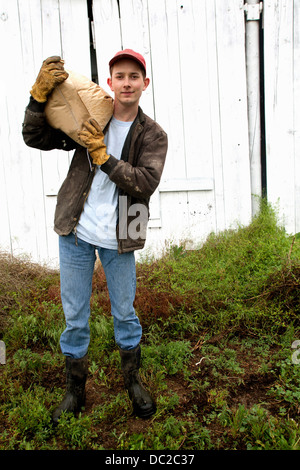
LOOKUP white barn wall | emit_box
[1,0,298,267]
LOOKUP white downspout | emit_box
[244,0,263,216]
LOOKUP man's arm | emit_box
[22,96,76,151]
[78,118,168,199]
[101,130,167,199]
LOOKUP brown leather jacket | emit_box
[22,98,168,253]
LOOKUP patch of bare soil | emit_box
[229,372,275,409]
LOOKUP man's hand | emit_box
[78,118,110,166]
[30,56,69,103]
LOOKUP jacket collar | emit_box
[136,106,145,125]
[104,106,145,131]
[120,107,144,163]
[103,106,145,162]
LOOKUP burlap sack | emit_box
[44,70,114,146]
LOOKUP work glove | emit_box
[78,118,110,166]
[30,56,69,103]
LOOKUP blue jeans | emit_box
[58,233,142,358]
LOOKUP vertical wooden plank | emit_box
[264,0,295,233]
[17,0,65,263]
[59,0,91,76]
[17,0,54,263]
[0,4,14,254]
[175,0,217,240]
[118,0,154,118]
[176,0,214,181]
[146,0,185,231]
[118,0,149,51]
[214,0,251,228]
[0,93,13,254]
[294,0,300,233]
[205,0,225,232]
[92,0,122,92]
[30,0,66,263]
[147,0,186,181]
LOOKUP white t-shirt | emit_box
[76,117,133,249]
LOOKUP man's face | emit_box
[107,59,149,108]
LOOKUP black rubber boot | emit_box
[119,345,156,419]
[52,354,88,425]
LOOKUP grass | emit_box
[1,199,300,450]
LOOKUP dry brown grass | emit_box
[0,252,58,333]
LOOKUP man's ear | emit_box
[107,77,113,91]
[143,77,150,91]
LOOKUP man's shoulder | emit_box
[140,109,167,136]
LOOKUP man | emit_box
[22,50,168,423]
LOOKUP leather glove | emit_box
[78,118,110,165]
[30,56,69,103]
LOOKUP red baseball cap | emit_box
[109,49,146,74]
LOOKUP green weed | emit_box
[1,200,300,450]
[218,403,300,450]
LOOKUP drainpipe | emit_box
[244,0,263,216]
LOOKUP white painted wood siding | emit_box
[264,0,300,234]
[3,0,289,267]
